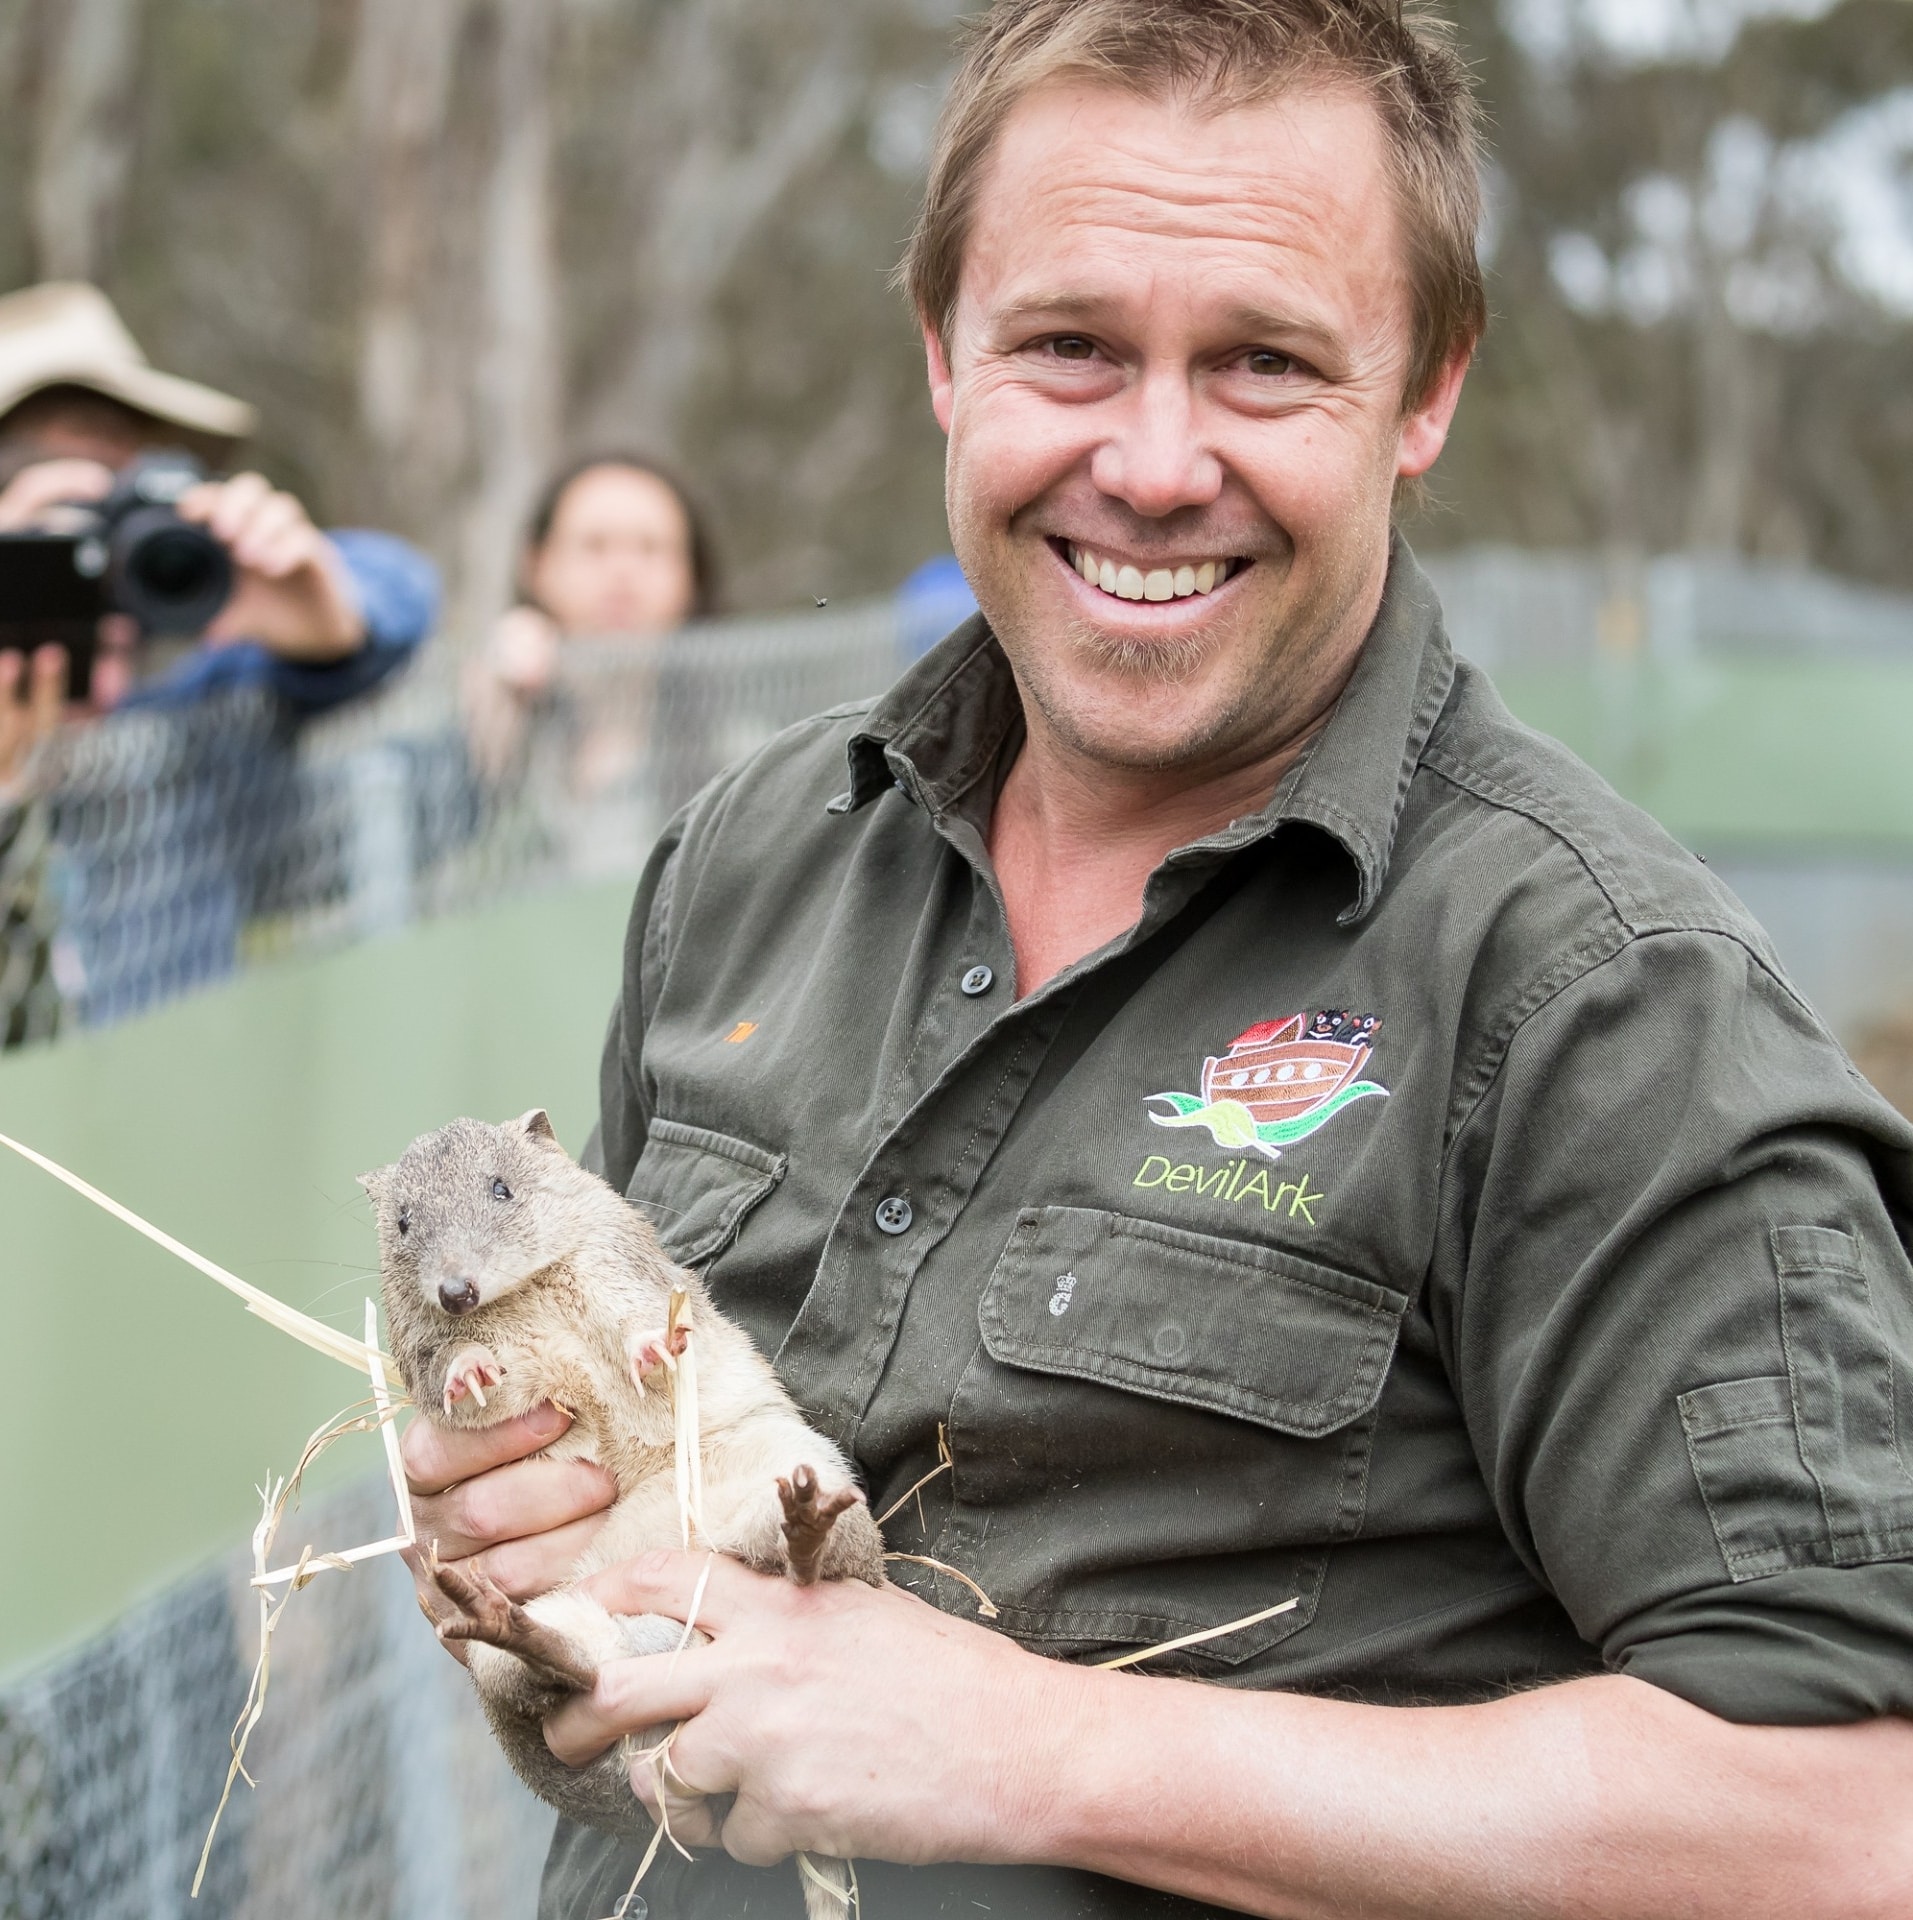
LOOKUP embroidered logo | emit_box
[1146,1010,1388,1164]
[1048,1272,1078,1317]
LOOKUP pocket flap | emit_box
[625,1117,786,1267]
[978,1206,1408,1437]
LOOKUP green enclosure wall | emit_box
[0,881,633,1679]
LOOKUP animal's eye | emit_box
[396,1206,411,1236]
[491,1178,511,1202]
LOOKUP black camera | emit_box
[0,452,234,700]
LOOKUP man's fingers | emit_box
[0,458,112,530]
[417,1454,616,1563]
[181,470,273,545]
[542,1649,721,1768]
[401,1401,571,1496]
[463,1511,612,1603]
[29,644,66,727]
[226,493,311,574]
[578,1547,762,1629]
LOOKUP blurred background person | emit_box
[0,282,441,1026]
[0,281,437,721]
[460,454,725,882]
[463,452,717,784]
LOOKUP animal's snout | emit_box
[438,1278,481,1316]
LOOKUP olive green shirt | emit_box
[545,544,1913,1920]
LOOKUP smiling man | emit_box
[402,4,1913,1916]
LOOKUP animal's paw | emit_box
[777,1463,863,1586]
[626,1321,689,1395]
[422,1544,599,1691]
[442,1344,503,1415]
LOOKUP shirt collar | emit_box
[836,537,1454,923]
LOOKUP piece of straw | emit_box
[797,1850,858,1914]
[874,1423,953,1530]
[196,1316,419,1897]
[252,1302,413,1589]
[0,1130,394,1379]
[1094,1596,1299,1671]
[666,1287,703,1547]
[883,1552,1000,1620]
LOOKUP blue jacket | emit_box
[117,529,439,717]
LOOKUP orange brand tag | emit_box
[724,1021,759,1044]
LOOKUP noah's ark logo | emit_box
[1146,1010,1389,1165]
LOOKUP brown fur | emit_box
[363,1111,883,1902]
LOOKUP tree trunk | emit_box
[29,0,144,283]
[453,0,560,640]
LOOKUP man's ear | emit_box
[1396,344,1472,480]
[922,312,955,435]
[358,1163,396,1208]
[514,1108,558,1145]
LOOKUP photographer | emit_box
[0,282,437,732]
[0,282,440,1030]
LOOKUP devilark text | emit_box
[1131,1155,1324,1224]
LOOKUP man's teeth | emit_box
[1067,546,1233,602]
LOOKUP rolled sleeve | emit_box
[1439,927,1913,1722]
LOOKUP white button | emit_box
[961,964,994,996]
[875,1195,914,1235]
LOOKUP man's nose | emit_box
[1088,371,1223,520]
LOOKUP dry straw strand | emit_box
[883,1552,1000,1619]
[196,1306,422,1893]
[0,1130,396,1377]
[1094,1596,1300,1671]
[874,1422,953,1529]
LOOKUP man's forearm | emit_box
[1013,1666,1913,1919]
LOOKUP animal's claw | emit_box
[420,1544,599,1691]
[626,1322,690,1393]
[442,1345,503,1415]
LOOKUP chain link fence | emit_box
[1,599,901,1044]
[0,1478,554,1920]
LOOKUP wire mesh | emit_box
[1,599,902,1045]
[0,1477,554,1920]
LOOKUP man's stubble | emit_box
[948,476,1390,777]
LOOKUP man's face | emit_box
[927,81,1467,774]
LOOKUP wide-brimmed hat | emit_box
[0,281,257,441]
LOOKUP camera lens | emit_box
[107,505,233,633]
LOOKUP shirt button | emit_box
[960,964,995,997]
[874,1195,914,1235]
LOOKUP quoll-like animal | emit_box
[362,1110,884,1916]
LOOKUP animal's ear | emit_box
[515,1108,558,1146]
[358,1163,396,1208]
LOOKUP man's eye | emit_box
[1049,335,1096,361]
[1244,349,1296,378]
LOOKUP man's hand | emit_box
[182,472,365,662]
[543,1549,1068,1865]
[539,1549,1913,1919]
[399,1401,617,1660]
[0,644,67,801]
[0,457,116,531]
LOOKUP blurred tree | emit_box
[0,0,1907,625]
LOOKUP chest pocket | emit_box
[623,1117,786,1268]
[938,1205,1409,1671]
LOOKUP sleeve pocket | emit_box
[1678,1375,1820,1582]
[1678,1223,1913,1583]
[623,1117,786,1267]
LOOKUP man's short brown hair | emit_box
[900,0,1486,409]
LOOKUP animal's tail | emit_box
[796,1850,857,1919]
